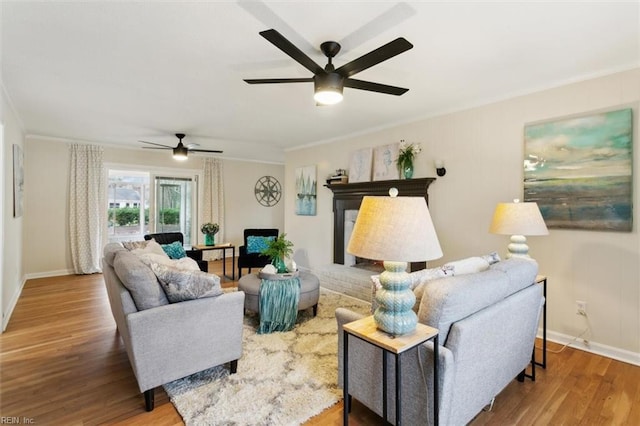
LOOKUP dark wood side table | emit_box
[535,274,547,368]
[343,316,439,426]
[192,243,236,280]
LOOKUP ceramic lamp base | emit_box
[373,260,417,335]
[507,234,530,259]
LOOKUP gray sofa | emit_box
[102,242,245,411]
[336,257,543,425]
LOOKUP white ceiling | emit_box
[2,1,639,163]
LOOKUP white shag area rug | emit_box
[163,287,370,426]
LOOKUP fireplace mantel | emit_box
[324,178,436,266]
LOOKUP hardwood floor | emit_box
[1,259,638,425]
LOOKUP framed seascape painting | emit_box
[372,143,400,181]
[523,108,633,231]
[348,148,372,183]
[295,165,317,216]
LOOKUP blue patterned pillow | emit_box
[161,241,187,259]
[247,236,275,254]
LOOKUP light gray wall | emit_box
[285,68,640,363]
[1,86,25,331]
[21,138,284,277]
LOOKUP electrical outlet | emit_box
[576,300,587,316]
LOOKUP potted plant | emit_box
[261,233,294,273]
[396,140,422,179]
[201,222,220,246]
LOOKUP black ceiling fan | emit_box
[244,29,413,105]
[140,133,223,161]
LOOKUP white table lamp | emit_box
[347,191,442,335]
[489,199,548,259]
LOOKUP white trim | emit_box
[24,269,76,280]
[2,275,26,332]
[540,329,640,367]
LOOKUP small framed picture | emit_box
[373,143,399,181]
[348,148,373,183]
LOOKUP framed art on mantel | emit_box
[348,148,372,183]
[523,108,633,231]
[373,143,400,181]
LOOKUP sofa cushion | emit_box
[161,241,187,259]
[150,263,222,303]
[104,242,127,267]
[246,235,275,254]
[113,250,169,310]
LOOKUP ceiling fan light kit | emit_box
[140,133,223,160]
[314,73,344,105]
[245,29,412,105]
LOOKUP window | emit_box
[107,170,150,242]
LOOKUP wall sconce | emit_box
[435,160,446,177]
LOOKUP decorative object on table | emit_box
[201,222,220,246]
[397,139,421,179]
[524,108,632,232]
[347,189,442,335]
[326,169,348,185]
[254,176,281,207]
[489,199,549,259]
[348,147,373,183]
[295,165,317,215]
[261,233,294,274]
[435,159,447,177]
[373,143,400,181]
[12,144,24,217]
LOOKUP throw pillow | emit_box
[246,235,275,254]
[113,251,169,310]
[482,251,501,265]
[138,253,200,271]
[122,240,148,251]
[442,256,490,276]
[150,263,222,303]
[131,239,169,258]
[161,241,187,259]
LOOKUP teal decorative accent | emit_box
[161,241,187,259]
[258,278,300,334]
[373,261,417,335]
[272,256,287,273]
[204,234,215,246]
[403,163,414,179]
[247,236,275,254]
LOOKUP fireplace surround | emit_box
[325,178,436,271]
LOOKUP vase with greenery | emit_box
[201,222,219,246]
[396,140,422,179]
[261,233,294,273]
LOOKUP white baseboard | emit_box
[539,328,640,367]
[2,275,26,332]
[24,269,75,280]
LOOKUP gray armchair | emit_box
[102,243,245,411]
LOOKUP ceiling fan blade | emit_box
[244,78,313,84]
[344,78,409,96]
[142,146,172,150]
[189,149,224,154]
[259,29,325,75]
[140,140,173,148]
[335,37,413,78]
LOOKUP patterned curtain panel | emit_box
[69,144,105,274]
[202,158,225,259]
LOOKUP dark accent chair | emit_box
[144,232,208,272]
[237,228,279,278]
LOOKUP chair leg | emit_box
[144,388,155,411]
[517,370,525,382]
[313,303,318,317]
[230,359,238,374]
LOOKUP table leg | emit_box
[382,350,388,423]
[434,335,439,426]
[343,330,349,426]
[396,352,402,426]
[534,278,547,369]
[232,246,236,280]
